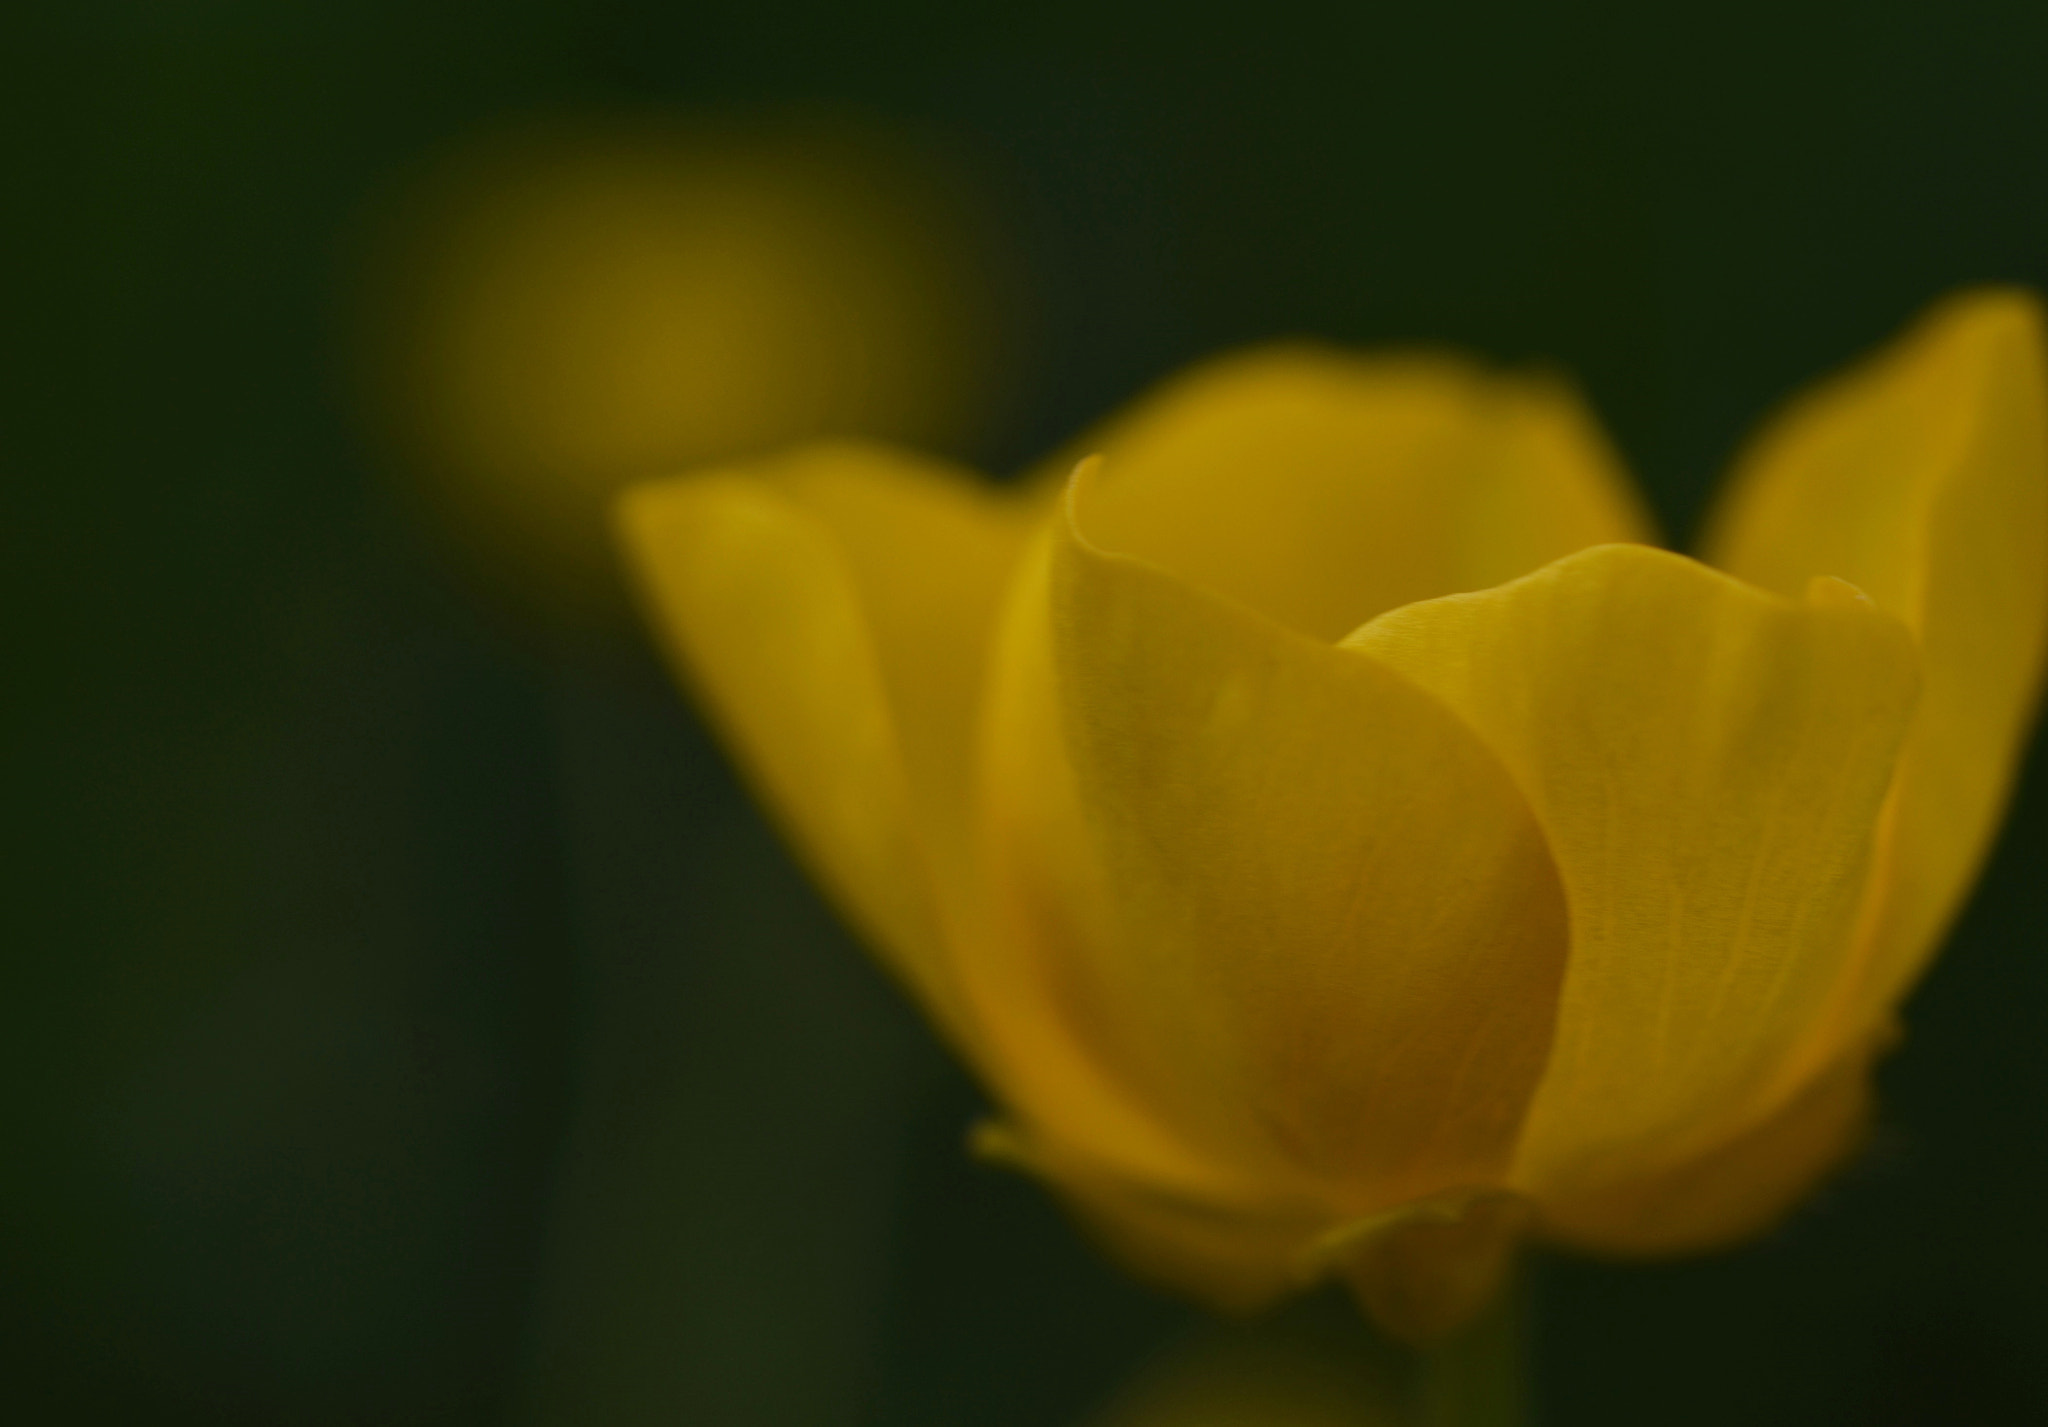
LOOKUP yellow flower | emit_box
[616,291,2048,1341]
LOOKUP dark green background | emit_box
[9,3,2047,1423]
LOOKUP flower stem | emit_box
[1412,1272,1530,1427]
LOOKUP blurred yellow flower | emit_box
[353,112,1017,618]
[617,291,2047,1341]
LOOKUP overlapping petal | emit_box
[1348,546,1919,1216]
[971,1118,1334,1313]
[1535,1043,1876,1254]
[1036,347,1654,640]
[972,463,1570,1307]
[615,443,1044,1047]
[1702,290,2048,1073]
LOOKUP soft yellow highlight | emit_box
[618,292,2048,1340]
[359,115,1013,616]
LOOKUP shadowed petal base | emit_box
[1327,1192,1534,1348]
[1537,1041,1879,1256]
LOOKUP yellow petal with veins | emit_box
[1348,545,1919,1212]
[615,443,1043,1049]
[971,463,1570,1312]
[1037,347,1654,641]
[1702,289,2048,1070]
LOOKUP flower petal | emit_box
[1033,346,1654,641]
[1538,1040,1878,1256]
[972,1118,1330,1313]
[615,443,1042,1045]
[973,463,1571,1241]
[761,446,1052,895]
[1701,289,2048,1061]
[1348,545,1919,1207]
